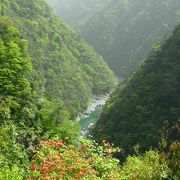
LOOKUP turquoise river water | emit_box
[77,95,109,135]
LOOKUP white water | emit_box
[76,94,110,122]
[76,93,111,136]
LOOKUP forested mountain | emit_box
[0,19,36,125]
[92,24,180,154]
[80,0,180,77]
[0,0,116,173]
[46,0,112,30]
[0,0,116,177]
[0,0,116,119]
[0,1,180,179]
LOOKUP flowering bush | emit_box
[27,139,121,179]
[27,139,178,179]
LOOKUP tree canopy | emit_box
[92,24,180,154]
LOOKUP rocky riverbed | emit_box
[77,94,110,136]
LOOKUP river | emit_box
[76,94,110,136]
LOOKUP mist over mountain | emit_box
[81,0,180,77]
[92,23,180,155]
[46,0,112,30]
[47,0,180,78]
[0,0,179,179]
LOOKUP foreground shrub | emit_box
[119,150,170,180]
[0,123,29,179]
[0,165,23,180]
[27,139,179,179]
[27,139,121,179]
[164,141,180,179]
[46,120,80,145]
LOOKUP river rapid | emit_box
[76,94,110,136]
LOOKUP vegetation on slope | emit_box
[0,0,116,118]
[46,0,112,30]
[80,0,180,77]
[0,19,34,123]
[0,19,38,178]
[27,139,179,180]
[0,0,116,178]
[0,1,179,179]
[92,24,180,154]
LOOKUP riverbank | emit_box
[76,94,110,136]
[76,94,110,122]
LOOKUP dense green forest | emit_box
[46,0,112,31]
[0,0,116,118]
[49,0,180,78]
[92,24,180,156]
[0,0,179,179]
[81,0,180,77]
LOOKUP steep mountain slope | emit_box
[92,24,180,153]
[0,0,116,118]
[46,0,112,30]
[81,0,180,77]
[0,19,36,124]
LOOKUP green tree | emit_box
[0,19,33,122]
[93,24,180,155]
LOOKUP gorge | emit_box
[77,94,111,136]
[0,0,179,179]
